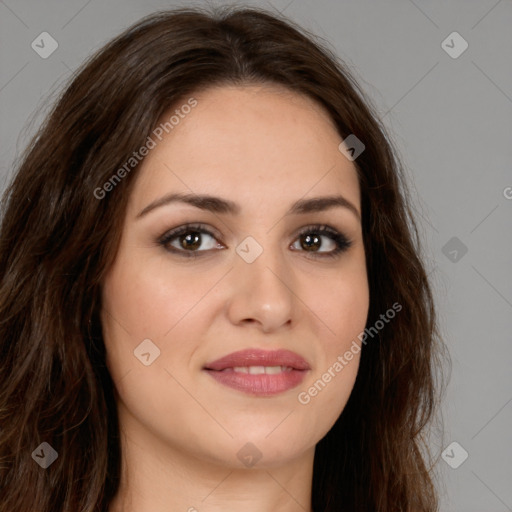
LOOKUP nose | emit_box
[225,243,296,334]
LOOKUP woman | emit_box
[0,6,447,511]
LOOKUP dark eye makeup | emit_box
[157,222,353,260]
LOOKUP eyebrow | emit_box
[136,192,361,221]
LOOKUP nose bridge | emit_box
[226,233,296,331]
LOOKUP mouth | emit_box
[203,349,310,396]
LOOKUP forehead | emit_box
[129,84,360,214]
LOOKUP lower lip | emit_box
[204,368,308,396]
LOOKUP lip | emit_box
[203,349,310,396]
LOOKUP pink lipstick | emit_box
[203,349,310,396]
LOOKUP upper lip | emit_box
[204,349,310,371]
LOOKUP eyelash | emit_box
[157,223,352,260]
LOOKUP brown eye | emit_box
[291,225,352,259]
[300,233,324,252]
[159,224,223,257]
[178,232,202,251]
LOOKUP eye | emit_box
[158,223,352,260]
[158,223,224,257]
[290,225,352,259]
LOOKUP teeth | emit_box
[264,366,282,375]
[232,366,289,374]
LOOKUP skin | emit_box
[102,84,369,512]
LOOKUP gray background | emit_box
[1,0,511,510]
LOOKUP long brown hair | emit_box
[0,6,447,511]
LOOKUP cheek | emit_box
[296,328,363,442]
[100,253,211,439]
[327,283,369,349]
[100,251,187,387]
[296,260,368,432]
[311,258,369,351]
[101,248,210,340]
[100,246,227,395]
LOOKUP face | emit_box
[101,84,369,469]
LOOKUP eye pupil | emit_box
[301,233,321,251]
[180,232,201,250]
